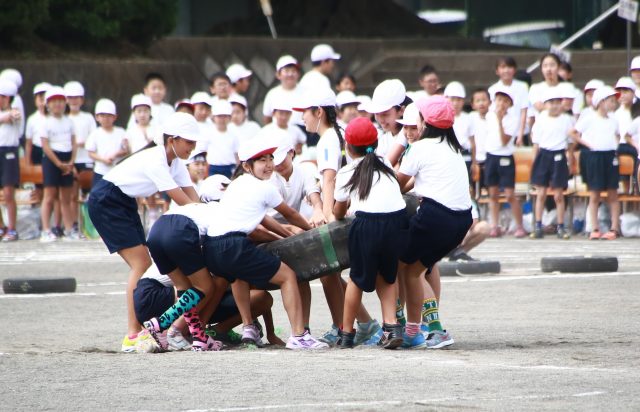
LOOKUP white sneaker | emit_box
[286,332,329,350]
[135,330,161,353]
[40,230,58,243]
[63,229,82,241]
[167,329,191,351]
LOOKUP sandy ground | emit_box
[1,238,639,411]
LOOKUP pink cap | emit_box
[415,95,455,129]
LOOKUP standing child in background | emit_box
[226,63,252,96]
[38,86,77,242]
[0,80,21,241]
[260,97,306,154]
[408,65,440,101]
[263,55,302,125]
[488,57,529,146]
[444,81,475,175]
[469,88,491,194]
[574,79,605,184]
[25,83,51,168]
[335,73,356,93]
[228,94,261,144]
[0,69,25,138]
[570,86,621,240]
[126,94,159,153]
[127,73,174,129]
[209,72,232,103]
[484,87,527,238]
[85,99,128,187]
[558,61,584,115]
[197,100,239,178]
[614,77,638,193]
[335,90,360,129]
[529,88,574,239]
[299,44,341,93]
[186,151,209,193]
[333,118,407,350]
[528,54,562,122]
[64,81,96,236]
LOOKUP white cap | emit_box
[95,98,117,115]
[556,83,576,99]
[630,56,640,71]
[238,137,278,162]
[584,79,604,92]
[273,134,294,166]
[211,99,233,116]
[199,174,231,203]
[276,55,299,71]
[615,76,636,91]
[591,85,618,108]
[44,86,66,102]
[130,93,152,109]
[0,69,22,88]
[356,95,371,111]
[226,64,252,84]
[492,85,514,104]
[336,90,359,107]
[363,79,406,114]
[229,93,248,108]
[33,82,51,95]
[292,87,337,111]
[444,81,466,99]
[162,112,201,142]
[187,149,207,164]
[0,80,18,97]
[63,81,85,97]
[174,98,194,111]
[190,91,212,106]
[542,86,565,102]
[311,44,341,62]
[396,103,420,126]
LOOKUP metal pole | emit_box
[628,19,632,68]
[260,0,277,39]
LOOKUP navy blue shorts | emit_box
[147,214,205,276]
[484,153,515,189]
[91,172,103,189]
[0,146,19,187]
[42,151,74,187]
[133,278,176,324]
[531,149,569,189]
[30,145,43,165]
[400,197,472,271]
[74,162,93,173]
[88,179,146,254]
[584,150,619,191]
[207,290,239,324]
[202,232,281,290]
[208,164,235,179]
[348,209,409,293]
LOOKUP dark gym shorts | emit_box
[147,214,206,277]
[0,146,19,187]
[88,179,146,254]
[484,153,515,189]
[348,209,409,293]
[133,278,176,324]
[400,197,472,272]
[584,150,619,191]
[42,150,73,187]
[207,290,239,324]
[531,148,569,189]
[202,232,281,290]
[30,145,43,165]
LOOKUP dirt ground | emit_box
[1,238,639,411]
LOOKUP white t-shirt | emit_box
[299,70,331,94]
[85,127,128,175]
[197,129,239,166]
[375,130,403,158]
[316,128,343,174]
[470,111,488,162]
[141,264,174,287]
[453,111,473,151]
[10,94,25,137]
[269,165,319,222]
[531,111,574,151]
[26,111,47,147]
[574,112,619,152]
[528,82,558,118]
[127,101,174,129]
[484,111,519,156]
[38,115,76,153]
[262,85,303,126]
[0,110,22,147]
[68,111,96,164]
[206,174,283,236]
[165,202,218,236]
[104,145,193,197]
[334,157,405,213]
[626,117,640,155]
[614,106,632,142]
[229,120,261,144]
[489,79,529,113]
[127,123,160,153]
[407,90,431,102]
[260,122,306,149]
[399,138,472,211]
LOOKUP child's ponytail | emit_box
[322,105,347,167]
[344,142,397,201]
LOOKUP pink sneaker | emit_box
[142,318,167,350]
[286,332,329,350]
[489,226,502,238]
[191,336,223,352]
[513,227,527,238]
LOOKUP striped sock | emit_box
[405,322,420,337]
[421,298,443,332]
[396,299,406,326]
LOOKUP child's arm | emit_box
[333,200,348,220]
[396,172,414,194]
[41,138,64,171]
[497,112,512,146]
[164,187,196,206]
[274,202,312,231]
[24,139,33,167]
[569,128,591,149]
[516,107,527,146]
[260,215,294,238]
[88,151,112,165]
[262,306,285,346]
[321,169,337,221]
[469,135,477,169]
[386,143,405,168]
[69,134,77,165]
[181,186,200,203]
[307,192,326,227]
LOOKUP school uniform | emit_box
[574,112,619,191]
[260,122,306,150]
[38,115,76,187]
[262,86,304,126]
[25,111,46,165]
[298,70,331,94]
[317,128,345,177]
[197,128,239,178]
[614,106,638,166]
[69,111,96,172]
[483,110,519,189]
[202,174,284,289]
[528,82,558,118]
[453,111,474,172]
[398,137,472,271]
[375,129,402,159]
[530,111,573,189]
[87,145,193,253]
[127,101,174,129]
[269,164,319,223]
[334,157,407,292]
[470,111,488,186]
[229,120,261,145]
[126,123,160,153]
[0,108,21,187]
[85,126,127,186]
[489,79,529,118]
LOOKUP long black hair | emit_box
[319,105,347,167]
[419,121,463,153]
[343,141,397,201]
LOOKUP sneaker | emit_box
[0,227,6,237]
[286,332,329,350]
[241,324,264,347]
[135,329,161,353]
[354,319,382,346]
[489,226,502,238]
[40,230,58,243]
[318,324,340,346]
[191,336,223,352]
[337,330,355,349]
[513,227,527,238]
[425,330,454,349]
[600,230,618,240]
[142,318,167,350]
[420,323,430,339]
[530,228,544,239]
[378,323,403,349]
[51,226,64,239]
[253,319,264,338]
[401,332,426,349]
[167,328,192,351]
[556,227,570,240]
[121,334,138,353]
[449,250,476,261]
[205,325,242,345]
[63,229,81,241]
[1,229,18,242]
[362,326,384,346]
[589,230,601,240]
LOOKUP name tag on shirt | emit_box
[5,152,15,160]
[613,158,619,166]
[499,157,511,167]
[554,154,562,162]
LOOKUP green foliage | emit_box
[0,0,50,47]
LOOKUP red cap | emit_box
[415,95,455,129]
[345,117,378,147]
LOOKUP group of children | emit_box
[1,45,638,352]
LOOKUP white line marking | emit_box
[77,282,127,287]
[573,391,606,397]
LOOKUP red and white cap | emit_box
[311,44,341,62]
[95,98,117,116]
[292,87,336,111]
[44,86,66,102]
[238,136,278,162]
[362,79,406,114]
[276,55,299,71]
[226,64,252,84]
[63,81,85,97]
[345,117,378,147]
[174,99,194,111]
[130,94,152,109]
